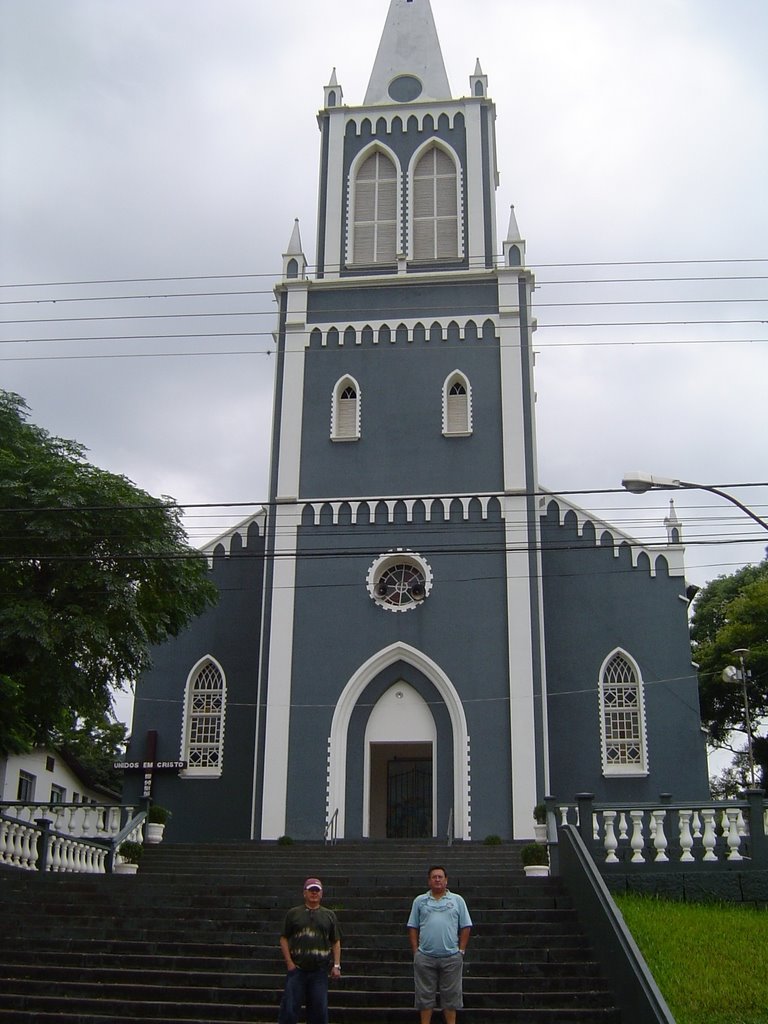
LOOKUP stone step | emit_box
[0,841,619,1024]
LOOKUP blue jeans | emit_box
[278,966,329,1024]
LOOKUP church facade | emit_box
[125,0,709,842]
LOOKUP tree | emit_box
[691,556,768,785]
[0,391,218,756]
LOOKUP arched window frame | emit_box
[347,144,401,268]
[598,649,649,777]
[407,140,464,263]
[442,370,472,437]
[331,375,361,442]
[180,656,227,778]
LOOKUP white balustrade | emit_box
[572,798,763,867]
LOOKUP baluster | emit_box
[0,820,11,865]
[630,810,646,863]
[603,810,619,863]
[67,806,78,836]
[725,808,743,860]
[50,837,63,872]
[592,812,599,842]
[737,809,747,838]
[20,826,35,870]
[618,812,629,842]
[678,810,695,862]
[8,824,22,867]
[558,806,569,827]
[692,810,702,838]
[652,809,669,862]
[701,808,718,861]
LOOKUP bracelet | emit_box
[334,965,341,970]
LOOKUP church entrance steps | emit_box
[0,841,621,1023]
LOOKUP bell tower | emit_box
[258,0,545,842]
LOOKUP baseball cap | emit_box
[304,878,323,891]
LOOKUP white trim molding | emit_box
[327,642,471,839]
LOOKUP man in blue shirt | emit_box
[407,865,473,1024]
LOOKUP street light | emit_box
[621,472,768,533]
[722,649,756,787]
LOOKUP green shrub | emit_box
[520,842,548,866]
[118,840,144,864]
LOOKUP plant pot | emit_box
[114,862,139,874]
[145,822,165,845]
[533,823,548,844]
[523,864,550,877]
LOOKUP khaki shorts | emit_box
[413,950,464,1010]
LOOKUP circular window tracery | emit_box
[367,551,433,612]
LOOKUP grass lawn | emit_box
[614,893,768,1024]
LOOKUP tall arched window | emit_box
[412,146,459,261]
[181,658,226,777]
[352,151,398,265]
[332,376,361,441]
[599,651,648,775]
[442,371,472,436]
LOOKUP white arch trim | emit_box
[327,642,470,839]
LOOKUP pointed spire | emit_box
[505,205,522,243]
[470,57,488,98]
[324,67,343,108]
[286,218,303,255]
[664,499,683,545]
[503,205,525,268]
[283,219,306,280]
[364,0,451,106]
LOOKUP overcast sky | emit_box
[2,0,767,732]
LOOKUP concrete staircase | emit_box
[0,841,621,1022]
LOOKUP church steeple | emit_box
[364,0,452,105]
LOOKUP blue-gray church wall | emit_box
[282,509,514,839]
[540,503,709,804]
[125,532,265,842]
[300,282,510,499]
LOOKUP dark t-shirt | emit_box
[281,905,341,971]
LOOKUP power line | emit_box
[3,256,768,291]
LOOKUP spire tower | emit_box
[364,0,451,105]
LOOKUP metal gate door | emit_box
[386,758,432,838]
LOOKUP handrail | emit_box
[324,808,339,846]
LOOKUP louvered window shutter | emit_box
[354,153,397,265]
[337,386,358,438]
[446,381,469,434]
[413,148,458,261]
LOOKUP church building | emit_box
[125,0,710,842]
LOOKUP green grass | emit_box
[614,893,768,1024]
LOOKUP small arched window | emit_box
[412,146,459,262]
[181,658,226,777]
[332,377,361,441]
[599,651,648,776]
[443,372,472,436]
[352,151,398,266]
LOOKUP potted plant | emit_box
[145,805,171,845]
[115,840,143,874]
[533,804,548,844]
[520,842,549,877]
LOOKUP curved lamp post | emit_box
[622,472,765,788]
[621,472,768,533]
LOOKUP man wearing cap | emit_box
[407,865,472,1024]
[278,877,342,1024]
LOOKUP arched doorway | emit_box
[327,643,470,840]
[364,682,436,839]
